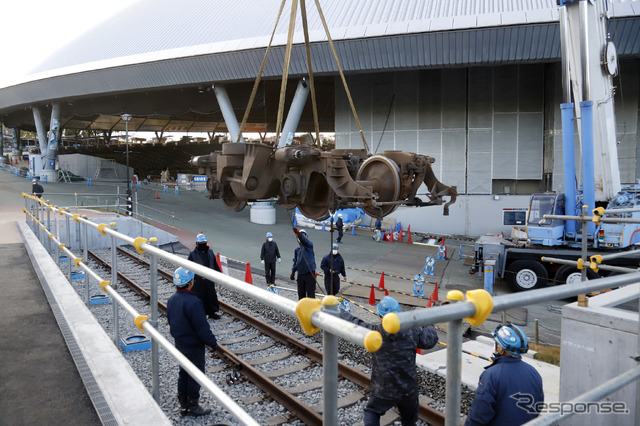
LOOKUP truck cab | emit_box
[525,193,566,246]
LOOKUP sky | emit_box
[0,1,136,87]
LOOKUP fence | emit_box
[22,193,379,426]
[22,192,640,425]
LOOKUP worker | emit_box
[187,233,222,319]
[335,213,344,243]
[260,231,281,285]
[167,267,218,417]
[338,296,438,425]
[372,218,382,242]
[465,322,544,426]
[320,243,346,295]
[32,179,44,198]
[290,228,317,300]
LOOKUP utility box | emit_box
[560,284,639,426]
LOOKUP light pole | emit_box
[121,114,132,216]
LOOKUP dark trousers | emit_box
[324,277,340,295]
[177,344,205,399]
[363,393,419,426]
[192,279,219,316]
[296,272,316,299]
[337,228,344,242]
[264,262,276,285]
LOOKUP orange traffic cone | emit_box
[426,295,432,308]
[9,157,13,166]
[368,284,376,305]
[441,236,447,259]
[432,281,439,302]
[216,252,222,270]
[406,225,412,244]
[154,190,159,199]
[417,348,423,355]
[385,289,389,296]
[399,226,403,242]
[245,262,253,284]
[378,272,385,290]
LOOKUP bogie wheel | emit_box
[555,265,599,285]
[506,260,548,292]
[356,155,401,217]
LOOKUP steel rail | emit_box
[97,247,446,426]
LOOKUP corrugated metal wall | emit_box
[335,64,546,195]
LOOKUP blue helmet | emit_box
[492,323,528,357]
[196,233,207,243]
[266,232,273,238]
[332,243,339,250]
[299,229,307,235]
[173,267,195,287]
[377,296,401,316]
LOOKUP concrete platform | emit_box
[417,335,560,403]
[0,216,170,425]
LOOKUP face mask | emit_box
[332,249,338,255]
[267,238,273,242]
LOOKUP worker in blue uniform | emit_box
[167,267,219,417]
[320,243,346,295]
[260,231,281,285]
[339,296,439,425]
[290,228,317,299]
[188,233,222,319]
[465,322,544,426]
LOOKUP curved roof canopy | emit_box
[1,0,638,132]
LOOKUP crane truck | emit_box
[472,0,640,292]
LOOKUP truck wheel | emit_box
[506,260,548,292]
[555,265,599,285]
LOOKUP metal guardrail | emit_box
[22,193,381,426]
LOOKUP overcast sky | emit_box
[0,0,136,87]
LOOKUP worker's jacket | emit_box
[320,253,346,286]
[292,233,316,275]
[167,289,218,350]
[465,355,544,426]
[188,246,221,285]
[339,310,438,398]
[260,240,281,263]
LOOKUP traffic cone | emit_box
[368,284,376,305]
[426,296,432,308]
[417,348,423,355]
[378,272,385,290]
[399,226,403,242]
[441,236,447,259]
[154,190,159,199]
[432,281,439,302]
[9,157,12,166]
[244,262,253,284]
[351,225,356,235]
[216,252,222,270]
[385,289,389,296]
[407,225,412,244]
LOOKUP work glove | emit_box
[290,271,296,280]
[278,258,281,263]
[293,227,300,235]
[261,260,264,264]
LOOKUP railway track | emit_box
[86,246,447,425]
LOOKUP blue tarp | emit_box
[294,207,366,229]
